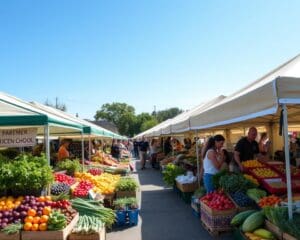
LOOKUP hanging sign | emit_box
[0,128,37,147]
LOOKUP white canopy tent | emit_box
[188,54,300,219]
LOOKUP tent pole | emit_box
[81,132,85,171]
[282,104,293,220]
[88,136,92,161]
[44,125,50,165]
[195,130,200,188]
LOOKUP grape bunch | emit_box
[51,182,70,195]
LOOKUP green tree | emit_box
[94,102,136,136]
[134,113,157,134]
[154,107,183,123]
[140,119,158,132]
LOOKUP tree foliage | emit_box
[94,103,182,137]
[94,103,136,136]
[154,107,183,123]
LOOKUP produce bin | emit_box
[283,232,297,240]
[248,167,281,183]
[176,181,198,193]
[128,209,139,226]
[261,178,287,194]
[116,190,136,198]
[115,210,127,226]
[68,226,106,240]
[265,220,283,240]
[200,201,237,233]
[0,232,20,240]
[22,213,79,240]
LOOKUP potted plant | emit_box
[115,177,138,198]
[113,198,127,226]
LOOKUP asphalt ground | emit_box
[107,159,233,240]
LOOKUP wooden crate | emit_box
[176,181,198,193]
[116,190,136,198]
[68,227,106,240]
[22,213,79,240]
[200,201,237,234]
[265,220,283,240]
[283,232,297,240]
[0,232,20,240]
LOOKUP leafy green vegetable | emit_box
[1,223,22,235]
[115,177,138,191]
[219,173,256,193]
[162,163,185,186]
[57,159,81,176]
[212,169,228,189]
[246,188,267,202]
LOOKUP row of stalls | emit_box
[135,54,300,239]
[0,92,142,240]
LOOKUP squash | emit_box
[242,211,264,232]
[230,210,257,226]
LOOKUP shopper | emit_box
[202,135,226,193]
[234,127,259,172]
[139,137,149,170]
[163,137,172,156]
[57,139,72,161]
[133,140,139,159]
[184,138,192,150]
[258,132,271,156]
[111,139,121,160]
[150,139,159,169]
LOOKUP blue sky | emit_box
[1,0,300,119]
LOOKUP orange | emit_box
[33,216,40,224]
[27,209,37,217]
[24,222,32,231]
[25,216,34,223]
[45,195,52,201]
[31,223,39,231]
[42,206,51,216]
[40,215,49,223]
[37,196,45,202]
[39,223,47,231]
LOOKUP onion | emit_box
[25,196,30,201]
[14,212,20,217]
[2,218,8,223]
[0,213,2,218]
[37,211,42,216]
[39,202,45,207]
[1,223,7,228]
[3,211,9,217]
[20,211,27,217]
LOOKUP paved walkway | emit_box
[107,160,232,240]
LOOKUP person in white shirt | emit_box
[201,135,225,193]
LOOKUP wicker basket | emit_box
[200,201,237,232]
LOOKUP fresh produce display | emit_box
[246,188,267,202]
[1,222,22,234]
[92,151,119,166]
[272,164,300,177]
[50,200,71,209]
[0,154,53,196]
[251,168,279,178]
[51,183,70,195]
[23,204,53,231]
[88,168,103,176]
[113,197,138,210]
[212,170,228,189]
[253,229,275,239]
[242,211,264,232]
[115,177,138,192]
[245,230,274,240]
[258,195,281,207]
[0,196,23,211]
[162,163,185,186]
[93,173,120,195]
[72,215,104,234]
[201,191,235,210]
[230,210,257,226]
[73,181,94,197]
[71,198,115,227]
[57,159,81,176]
[219,173,256,193]
[54,173,75,185]
[264,206,300,239]
[243,174,259,186]
[229,192,255,207]
[242,160,265,168]
[47,210,67,230]
[60,207,77,225]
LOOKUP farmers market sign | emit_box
[0,128,37,147]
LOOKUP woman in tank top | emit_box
[201,135,225,193]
